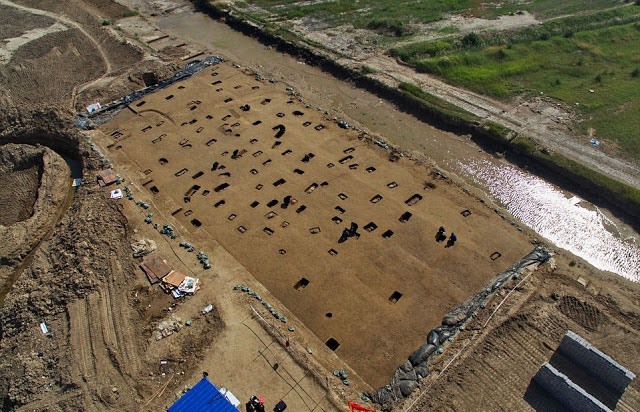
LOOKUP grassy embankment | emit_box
[242,0,628,34]
[391,7,640,161]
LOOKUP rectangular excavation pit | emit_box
[366,167,376,173]
[332,216,343,224]
[295,205,306,213]
[301,153,315,163]
[273,178,286,187]
[294,277,309,290]
[309,227,321,234]
[461,209,472,217]
[250,201,260,208]
[335,206,345,214]
[339,155,353,164]
[364,222,377,232]
[382,230,394,239]
[214,183,230,192]
[389,291,403,303]
[228,213,237,221]
[370,194,383,204]
[328,249,338,256]
[399,212,412,223]
[191,219,202,227]
[405,194,423,206]
[326,338,340,351]
[263,227,274,235]
[338,193,348,200]
[171,208,183,216]
[265,211,277,219]
[214,200,226,208]
[184,210,193,217]
[237,225,247,233]
[305,183,318,194]
[150,186,159,194]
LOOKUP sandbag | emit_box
[408,344,436,366]
[427,330,439,346]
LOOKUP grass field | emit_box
[243,0,628,32]
[400,21,640,158]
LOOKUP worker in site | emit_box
[446,232,457,247]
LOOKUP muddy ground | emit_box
[0,1,639,412]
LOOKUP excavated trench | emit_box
[0,123,87,308]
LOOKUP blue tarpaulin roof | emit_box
[168,377,238,412]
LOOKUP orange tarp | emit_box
[163,270,186,288]
[349,401,376,412]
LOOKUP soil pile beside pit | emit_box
[0,143,70,298]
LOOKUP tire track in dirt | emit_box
[106,253,141,377]
[68,299,100,412]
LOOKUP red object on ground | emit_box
[259,395,264,404]
[349,401,376,412]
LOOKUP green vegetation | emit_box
[360,65,376,75]
[397,20,640,160]
[122,10,139,17]
[245,0,630,33]
[101,19,111,26]
[398,82,478,123]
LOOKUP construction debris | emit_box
[130,238,157,258]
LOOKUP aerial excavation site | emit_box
[1,1,639,412]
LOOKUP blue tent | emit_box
[169,377,238,412]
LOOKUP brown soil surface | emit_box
[99,61,534,387]
[400,258,640,412]
[0,1,638,411]
[0,5,53,39]
[0,162,40,226]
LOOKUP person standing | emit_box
[446,232,457,247]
